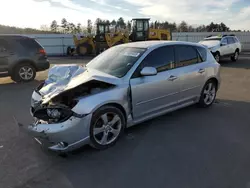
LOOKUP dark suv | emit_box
[0,35,50,82]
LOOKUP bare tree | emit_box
[87,19,93,34]
[50,20,58,32]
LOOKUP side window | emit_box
[196,46,207,62]
[227,37,235,44]
[0,39,9,52]
[234,37,240,43]
[175,45,198,68]
[142,46,175,72]
[221,38,228,45]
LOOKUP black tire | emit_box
[11,63,36,83]
[76,43,92,56]
[89,105,125,150]
[67,46,72,56]
[198,80,217,108]
[231,50,239,62]
[214,52,220,62]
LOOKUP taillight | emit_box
[39,49,46,55]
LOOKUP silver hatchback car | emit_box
[22,41,220,152]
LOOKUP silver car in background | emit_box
[23,41,221,153]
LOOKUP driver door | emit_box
[130,46,180,120]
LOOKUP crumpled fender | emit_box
[72,86,130,116]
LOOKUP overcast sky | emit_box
[1,0,250,30]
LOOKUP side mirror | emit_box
[140,67,157,76]
[221,42,227,46]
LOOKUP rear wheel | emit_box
[11,63,36,82]
[89,106,125,150]
[198,80,217,108]
[76,43,92,56]
[231,50,239,62]
[67,46,72,56]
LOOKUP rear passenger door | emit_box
[174,45,207,104]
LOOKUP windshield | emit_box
[86,46,146,78]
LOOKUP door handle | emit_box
[198,69,205,74]
[168,75,177,81]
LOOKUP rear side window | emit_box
[234,37,240,43]
[0,39,9,51]
[227,37,235,44]
[175,45,198,68]
[16,38,42,50]
[196,46,207,62]
[142,46,175,72]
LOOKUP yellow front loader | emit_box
[67,23,129,56]
[129,18,172,41]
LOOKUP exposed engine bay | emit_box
[31,65,116,124]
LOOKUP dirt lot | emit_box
[0,56,250,188]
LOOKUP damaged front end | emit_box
[21,64,117,152]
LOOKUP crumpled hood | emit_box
[36,65,120,104]
[199,40,220,49]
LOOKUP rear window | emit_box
[16,38,42,50]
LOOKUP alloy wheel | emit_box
[19,66,34,80]
[93,112,122,145]
[203,83,216,105]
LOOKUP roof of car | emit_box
[119,40,205,49]
[205,36,222,39]
[0,34,32,38]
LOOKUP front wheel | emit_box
[89,106,125,150]
[231,51,239,62]
[198,80,217,108]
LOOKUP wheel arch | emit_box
[215,51,220,56]
[96,103,127,124]
[206,77,219,90]
[9,59,37,74]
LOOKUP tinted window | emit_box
[227,37,235,44]
[221,38,228,44]
[0,39,9,51]
[196,46,207,62]
[176,45,198,67]
[142,46,175,72]
[16,38,41,50]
